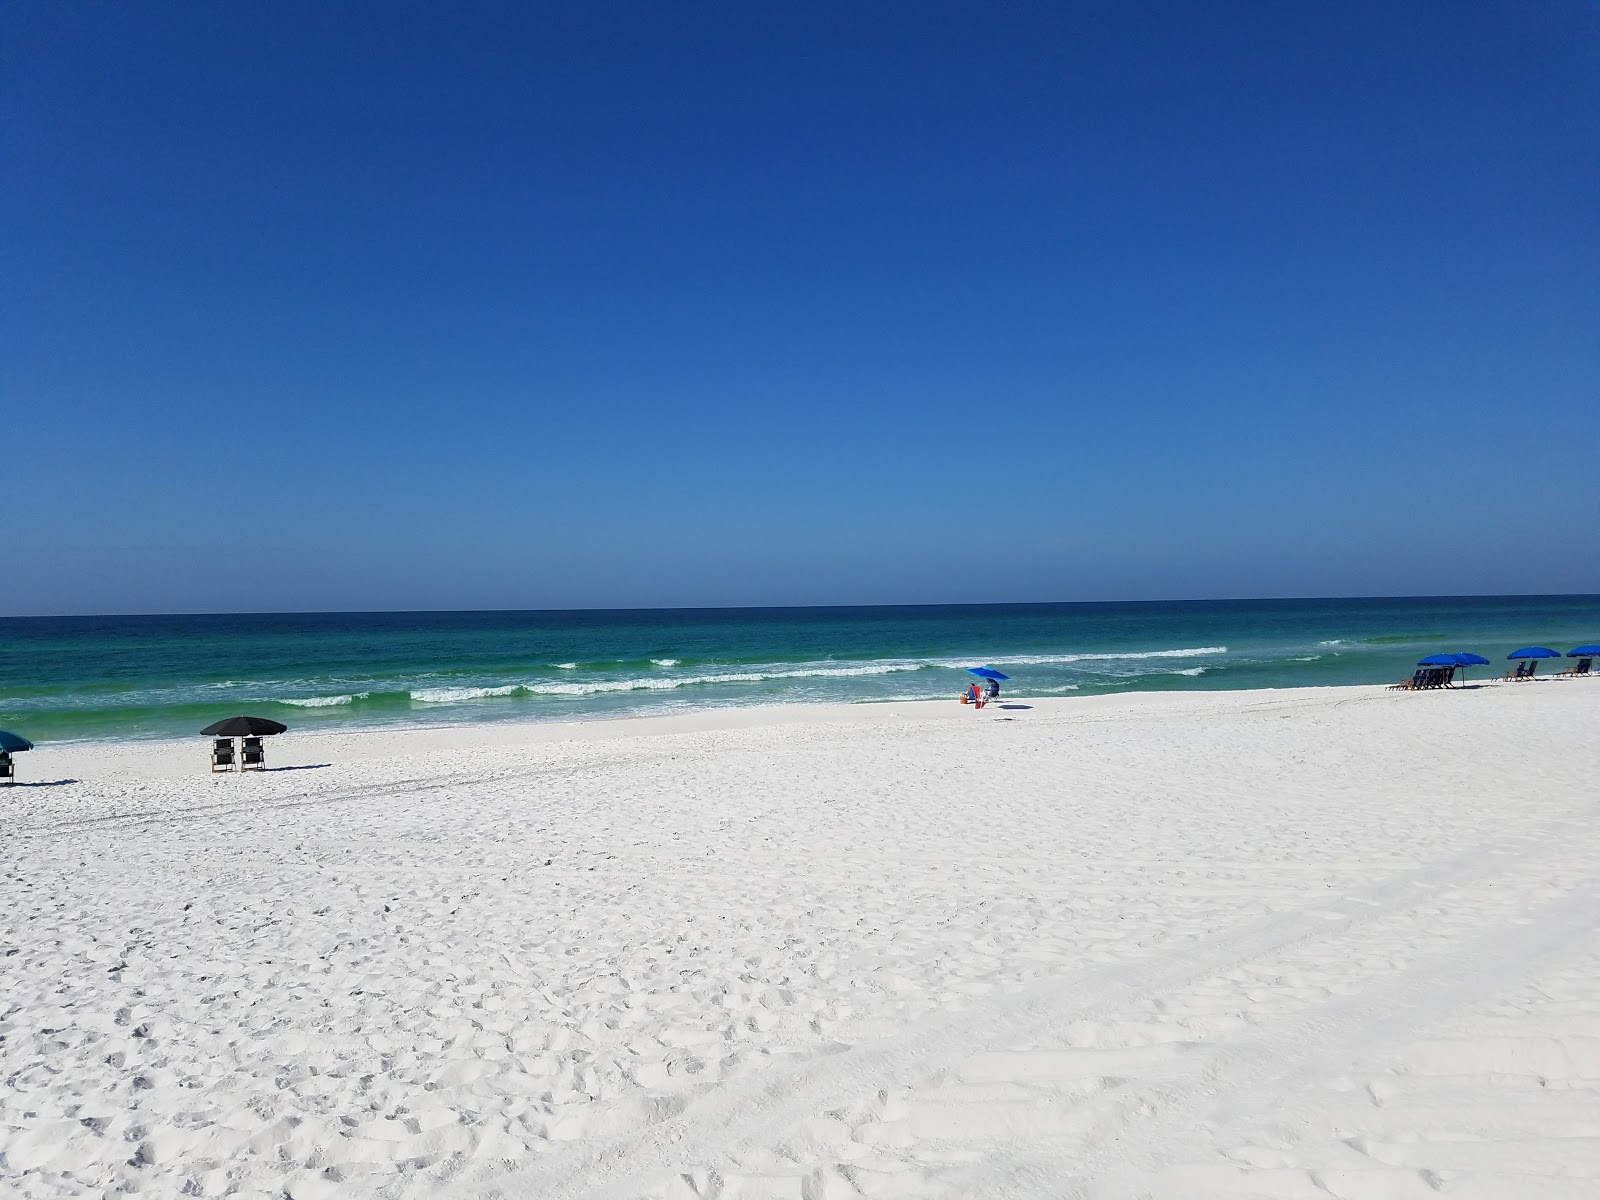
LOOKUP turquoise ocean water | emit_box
[1,596,1596,744]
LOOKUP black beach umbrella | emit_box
[0,730,34,752]
[200,716,289,737]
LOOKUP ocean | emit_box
[1,596,1596,744]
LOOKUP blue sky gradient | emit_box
[5,2,1597,614]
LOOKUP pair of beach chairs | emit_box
[1556,656,1593,678]
[1389,666,1454,691]
[210,736,267,772]
[1499,661,1539,681]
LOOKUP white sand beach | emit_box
[4,681,1598,1199]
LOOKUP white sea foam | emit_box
[411,685,524,703]
[407,662,925,703]
[553,663,578,670]
[278,693,366,707]
[1318,639,1344,646]
[1291,655,1323,662]
[526,663,924,696]
[407,653,1232,705]
[958,646,1228,667]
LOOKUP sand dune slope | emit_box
[3,683,1597,1198]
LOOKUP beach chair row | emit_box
[210,736,268,772]
[1499,655,1592,681]
[1389,666,1455,690]
[1389,646,1595,691]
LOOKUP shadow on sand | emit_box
[9,779,79,787]
[263,764,332,772]
[996,703,1034,710]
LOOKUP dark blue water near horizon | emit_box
[2,595,1596,744]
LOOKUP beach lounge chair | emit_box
[0,750,12,785]
[240,736,266,770]
[1388,670,1425,690]
[211,737,236,772]
[1500,662,1528,682]
[1557,657,1593,678]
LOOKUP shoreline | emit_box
[18,676,1578,780]
[20,683,1337,770]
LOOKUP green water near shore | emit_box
[2,596,1595,743]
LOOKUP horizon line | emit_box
[3,592,1597,622]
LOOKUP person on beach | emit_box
[967,681,983,708]
[984,678,1000,701]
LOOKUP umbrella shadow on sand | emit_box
[12,779,78,787]
[263,764,332,772]
[996,703,1033,710]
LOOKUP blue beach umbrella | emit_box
[1507,646,1561,678]
[966,667,1010,681]
[1417,654,1458,666]
[1568,644,1600,657]
[1452,653,1491,666]
[0,730,34,752]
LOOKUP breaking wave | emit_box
[975,645,1227,666]
[278,693,367,707]
[408,661,926,702]
[399,650,1240,705]
[411,685,524,703]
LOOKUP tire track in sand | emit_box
[440,813,1594,1200]
[926,875,1600,1199]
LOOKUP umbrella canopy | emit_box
[1568,644,1600,657]
[966,667,1010,681]
[1417,654,1458,666]
[0,730,34,752]
[1507,647,1561,660]
[1452,652,1491,666]
[200,716,289,737]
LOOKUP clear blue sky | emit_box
[5,2,1597,615]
